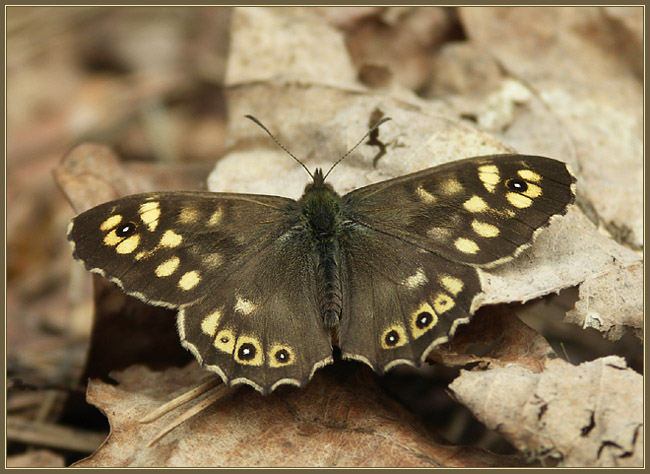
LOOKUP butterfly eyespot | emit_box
[416,311,434,329]
[220,336,229,343]
[237,343,257,361]
[506,178,528,193]
[274,348,291,363]
[115,222,137,237]
[384,329,400,347]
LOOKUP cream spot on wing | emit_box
[409,302,438,339]
[179,208,200,224]
[427,226,452,241]
[506,192,533,208]
[471,220,500,238]
[235,296,256,315]
[234,335,264,366]
[478,165,500,192]
[518,169,542,182]
[440,178,463,195]
[160,230,183,248]
[155,256,180,277]
[268,343,296,368]
[103,229,121,247]
[179,270,200,290]
[439,275,464,296]
[100,214,122,231]
[208,208,223,226]
[454,237,479,254]
[433,292,455,314]
[214,329,235,354]
[401,267,428,289]
[463,195,488,213]
[201,310,222,337]
[416,185,436,204]
[139,202,161,232]
[381,324,409,349]
[204,252,222,268]
[116,235,140,254]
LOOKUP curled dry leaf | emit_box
[73,363,528,467]
[429,306,555,374]
[448,356,643,467]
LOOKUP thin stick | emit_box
[323,116,391,180]
[138,377,222,424]
[146,384,237,447]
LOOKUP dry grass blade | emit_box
[138,376,223,424]
[146,383,238,447]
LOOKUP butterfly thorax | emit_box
[298,168,343,329]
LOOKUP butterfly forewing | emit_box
[342,155,575,267]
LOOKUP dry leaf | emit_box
[564,261,643,341]
[449,356,643,467]
[73,363,528,467]
[215,7,641,325]
[429,306,555,374]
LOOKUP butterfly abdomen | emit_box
[299,170,344,329]
[316,242,342,329]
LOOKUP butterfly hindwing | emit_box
[338,227,481,371]
[176,227,333,394]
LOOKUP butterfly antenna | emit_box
[245,115,313,179]
[323,117,392,180]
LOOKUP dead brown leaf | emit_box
[564,261,643,341]
[449,356,643,467]
[73,363,528,467]
[430,306,555,374]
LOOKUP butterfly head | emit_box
[302,168,338,197]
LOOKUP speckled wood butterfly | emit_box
[67,118,576,394]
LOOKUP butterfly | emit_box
[67,117,576,394]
